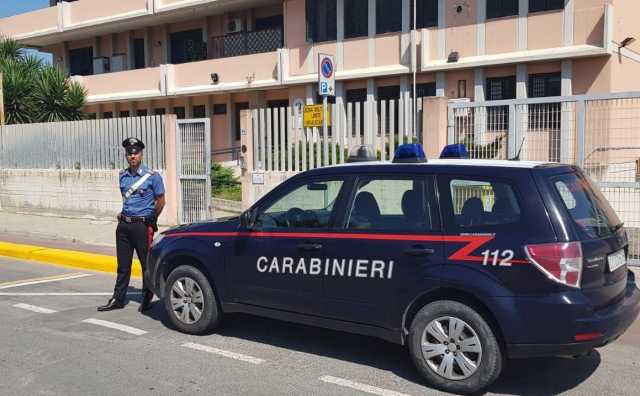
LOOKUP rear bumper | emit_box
[505,271,640,359]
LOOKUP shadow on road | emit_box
[139,298,601,394]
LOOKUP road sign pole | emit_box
[323,95,328,166]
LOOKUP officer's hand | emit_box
[117,212,123,221]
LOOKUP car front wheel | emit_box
[164,265,221,334]
[408,300,503,394]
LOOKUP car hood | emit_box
[163,216,240,235]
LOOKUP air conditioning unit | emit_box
[110,54,127,72]
[226,18,244,34]
[93,57,110,74]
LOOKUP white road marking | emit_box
[0,273,92,289]
[12,303,58,314]
[182,342,265,365]
[319,376,412,396]
[0,292,143,296]
[82,319,148,336]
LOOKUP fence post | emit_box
[240,109,255,210]
[447,102,455,145]
[576,99,586,168]
[507,104,517,159]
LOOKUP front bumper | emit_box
[506,272,640,359]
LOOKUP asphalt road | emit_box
[1,257,639,396]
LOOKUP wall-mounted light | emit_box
[210,73,219,84]
[621,37,636,48]
[447,51,459,63]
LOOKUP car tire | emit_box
[408,300,503,395]
[164,265,221,335]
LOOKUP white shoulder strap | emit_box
[124,172,152,201]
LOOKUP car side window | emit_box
[449,178,521,228]
[253,179,344,230]
[345,177,433,231]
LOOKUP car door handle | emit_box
[404,246,435,257]
[297,242,323,251]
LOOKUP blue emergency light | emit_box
[440,144,469,159]
[392,144,428,164]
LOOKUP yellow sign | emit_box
[303,104,331,128]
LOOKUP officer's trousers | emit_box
[113,221,153,302]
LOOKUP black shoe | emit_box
[97,298,125,312]
[138,291,154,313]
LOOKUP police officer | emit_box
[98,138,166,313]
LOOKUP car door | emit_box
[229,176,346,316]
[322,174,443,329]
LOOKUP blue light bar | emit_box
[393,144,427,164]
[440,144,469,159]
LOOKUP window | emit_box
[414,82,436,98]
[193,105,206,118]
[528,73,561,98]
[411,0,438,29]
[486,76,515,132]
[528,73,561,137]
[133,38,145,69]
[137,109,148,117]
[345,0,368,39]
[306,0,337,42]
[487,0,519,19]
[86,113,97,120]
[103,112,113,119]
[69,47,93,76]
[170,29,206,64]
[154,108,166,116]
[235,102,250,140]
[347,177,432,231]
[173,107,186,119]
[449,179,521,228]
[347,88,367,132]
[377,0,402,34]
[377,86,400,133]
[346,88,367,103]
[119,111,130,118]
[255,15,284,31]
[254,179,344,230]
[552,173,621,240]
[529,0,564,13]
[213,104,227,115]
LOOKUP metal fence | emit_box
[449,92,640,265]
[209,27,283,59]
[0,115,166,170]
[249,98,422,172]
[176,119,211,224]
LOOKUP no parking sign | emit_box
[318,54,335,97]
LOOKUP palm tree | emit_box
[0,36,87,124]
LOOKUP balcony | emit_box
[0,6,58,41]
[65,0,150,29]
[208,27,283,59]
[73,67,164,103]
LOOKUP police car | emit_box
[147,144,640,394]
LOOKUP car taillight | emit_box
[524,242,583,288]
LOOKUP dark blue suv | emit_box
[147,146,640,394]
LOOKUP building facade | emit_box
[1,0,638,156]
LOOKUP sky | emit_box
[1,0,52,63]
[0,0,49,19]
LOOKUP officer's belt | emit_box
[120,215,151,224]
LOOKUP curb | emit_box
[0,241,142,277]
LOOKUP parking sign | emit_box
[318,54,335,97]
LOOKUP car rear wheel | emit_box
[408,300,503,394]
[164,265,221,334]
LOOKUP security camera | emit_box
[210,73,219,84]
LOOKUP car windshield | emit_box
[552,172,622,239]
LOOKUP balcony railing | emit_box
[208,27,283,60]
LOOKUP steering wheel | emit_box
[285,208,305,228]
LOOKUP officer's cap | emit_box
[122,137,145,154]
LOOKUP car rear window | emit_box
[449,179,521,228]
[552,172,622,239]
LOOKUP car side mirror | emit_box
[240,209,257,230]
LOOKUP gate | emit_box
[176,118,211,224]
[448,92,640,266]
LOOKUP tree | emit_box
[0,36,87,124]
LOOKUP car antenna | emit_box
[510,134,526,161]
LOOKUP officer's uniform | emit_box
[99,138,165,312]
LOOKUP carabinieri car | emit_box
[147,144,640,394]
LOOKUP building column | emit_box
[127,30,135,70]
[96,104,103,119]
[516,64,528,99]
[185,96,193,118]
[305,85,315,105]
[62,41,70,74]
[93,36,101,58]
[227,94,235,148]
[164,24,171,64]
[560,60,573,163]
[128,102,136,116]
[336,0,344,71]
[515,64,528,158]
[401,0,410,66]
[518,0,528,50]
[563,0,574,46]
[438,0,446,59]
[436,72,446,97]
[368,0,376,67]
[477,0,486,56]
[474,69,486,144]
[366,79,376,141]
[113,102,121,117]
